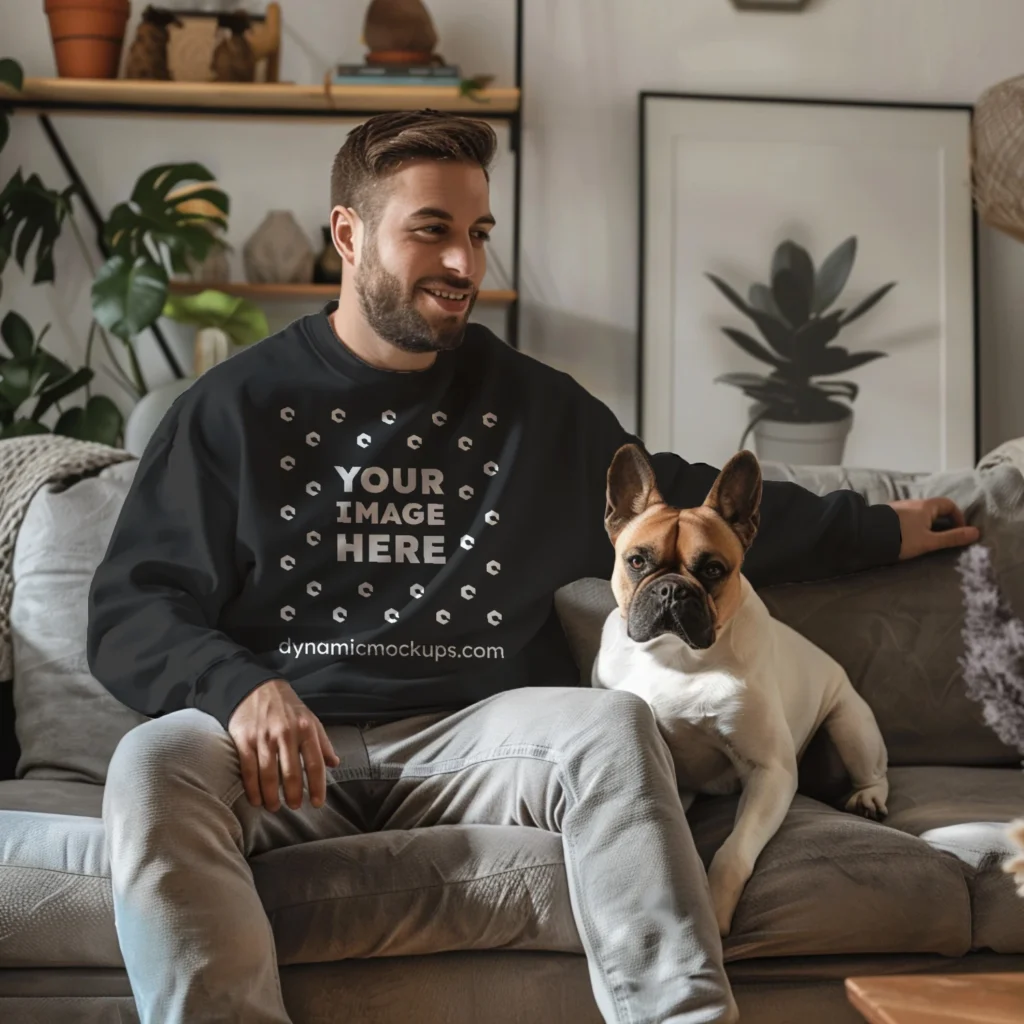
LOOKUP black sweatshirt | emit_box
[87,303,902,729]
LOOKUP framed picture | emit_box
[638,92,978,472]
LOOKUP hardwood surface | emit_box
[846,973,1024,1024]
[3,78,519,118]
[167,282,517,304]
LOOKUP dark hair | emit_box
[330,109,497,228]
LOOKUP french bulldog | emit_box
[591,443,889,937]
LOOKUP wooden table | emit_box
[846,973,1024,1023]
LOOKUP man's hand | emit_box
[888,497,980,561]
[228,678,340,812]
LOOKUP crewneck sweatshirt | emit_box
[87,302,901,729]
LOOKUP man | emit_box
[88,109,978,1024]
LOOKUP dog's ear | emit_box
[605,443,666,544]
[704,450,762,550]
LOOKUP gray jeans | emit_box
[102,686,737,1024]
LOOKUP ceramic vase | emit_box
[243,211,315,284]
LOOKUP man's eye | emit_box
[628,555,645,570]
[473,231,491,242]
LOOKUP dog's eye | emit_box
[703,563,725,580]
[627,554,645,571]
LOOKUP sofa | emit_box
[2,441,1024,1024]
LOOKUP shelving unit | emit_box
[168,281,517,304]
[5,77,520,118]
[2,1,525,375]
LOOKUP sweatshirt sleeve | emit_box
[86,391,282,728]
[579,388,902,589]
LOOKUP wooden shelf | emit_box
[2,78,519,119]
[168,281,517,304]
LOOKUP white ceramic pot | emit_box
[194,326,234,376]
[750,406,853,466]
[123,377,197,457]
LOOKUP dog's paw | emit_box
[707,849,749,938]
[845,780,889,820]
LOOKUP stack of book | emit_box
[331,63,461,87]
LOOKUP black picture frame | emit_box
[637,90,980,470]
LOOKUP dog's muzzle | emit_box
[627,574,716,649]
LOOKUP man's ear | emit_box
[605,443,666,544]
[331,206,360,269]
[704,450,763,550]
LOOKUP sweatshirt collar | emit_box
[304,301,455,390]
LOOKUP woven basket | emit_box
[973,74,1024,243]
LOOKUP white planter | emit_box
[750,406,854,466]
[194,326,236,376]
[124,377,197,457]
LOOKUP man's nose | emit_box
[442,237,476,280]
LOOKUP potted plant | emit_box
[44,0,131,79]
[162,288,268,375]
[707,237,894,465]
[1,55,233,445]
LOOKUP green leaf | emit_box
[720,328,784,369]
[0,418,50,439]
[104,163,228,264]
[91,255,169,341]
[839,282,897,326]
[0,171,75,285]
[1,310,35,359]
[0,355,49,408]
[162,289,269,346]
[771,241,815,313]
[31,366,93,421]
[813,236,857,314]
[771,267,811,328]
[0,58,24,92]
[54,395,122,445]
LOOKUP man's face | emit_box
[354,159,494,354]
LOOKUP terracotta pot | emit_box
[44,0,131,79]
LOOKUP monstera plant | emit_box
[0,55,233,443]
[707,237,895,460]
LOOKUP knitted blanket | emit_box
[0,434,135,681]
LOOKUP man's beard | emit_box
[355,239,476,354]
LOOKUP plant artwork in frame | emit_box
[709,236,894,463]
[639,93,977,472]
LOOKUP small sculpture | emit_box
[211,10,256,83]
[124,6,183,80]
[243,212,315,285]
[363,0,440,66]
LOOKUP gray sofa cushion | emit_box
[4,766,1011,970]
[882,766,1024,954]
[10,460,146,783]
[252,824,582,964]
[686,787,973,962]
[0,779,582,971]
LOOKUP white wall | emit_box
[519,0,1024,455]
[3,0,1024,459]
